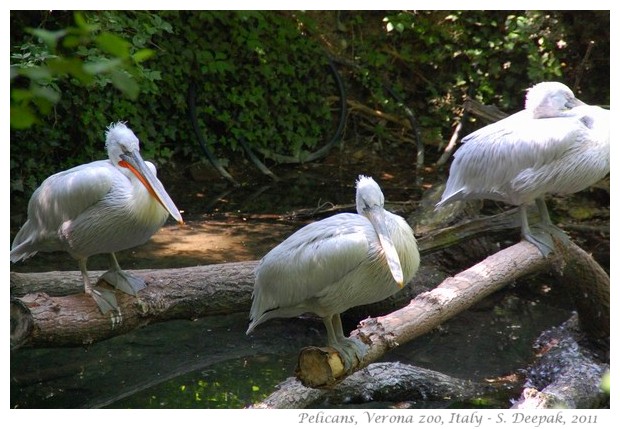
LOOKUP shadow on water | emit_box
[10,163,604,409]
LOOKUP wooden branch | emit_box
[511,315,609,409]
[435,118,464,167]
[295,240,550,388]
[552,239,610,346]
[10,259,451,350]
[347,99,411,129]
[462,98,509,124]
[10,262,257,349]
[435,98,509,168]
[253,361,499,409]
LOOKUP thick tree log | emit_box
[552,239,610,348]
[10,261,447,349]
[10,262,257,348]
[295,236,609,389]
[511,315,609,409]
[252,361,500,409]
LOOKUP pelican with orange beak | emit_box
[11,122,183,315]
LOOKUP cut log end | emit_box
[295,346,347,388]
[11,297,33,350]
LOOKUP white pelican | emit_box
[246,175,420,370]
[11,122,183,314]
[436,81,609,256]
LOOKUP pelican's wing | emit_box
[438,113,588,205]
[251,213,371,315]
[22,160,117,236]
[511,105,610,196]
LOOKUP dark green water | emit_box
[10,278,574,409]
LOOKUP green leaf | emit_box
[110,69,139,99]
[11,105,38,129]
[28,28,67,50]
[96,32,132,58]
[31,85,61,103]
[83,58,123,74]
[73,11,100,33]
[11,88,33,102]
[20,65,53,81]
[132,48,155,63]
[47,57,94,84]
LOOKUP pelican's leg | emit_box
[323,314,368,372]
[519,205,555,257]
[536,198,554,226]
[101,253,146,296]
[527,199,571,256]
[79,258,119,315]
[535,198,571,240]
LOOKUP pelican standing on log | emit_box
[10,122,183,315]
[436,81,609,256]
[246,175,420,370]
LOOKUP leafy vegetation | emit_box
[10,11,610,207]
[332,11,609,144]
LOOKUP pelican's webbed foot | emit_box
[523,227,555,257]
[101,269,146,296]
[88,285,122,326]
[525,223,571,257]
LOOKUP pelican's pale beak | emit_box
[567,97,586,108]
[365,206,404,288]
[119,152,184,224]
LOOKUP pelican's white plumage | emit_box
[247,175,419,368]
[11,122,183,314]
[436,82,609,255]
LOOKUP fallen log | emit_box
[10,261,257,349]
[252,361,501,409]
[10,261,448,350]
[511,315,609,409]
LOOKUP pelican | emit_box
[436,81,609,256]
[10,122,183,315]
[246,175,420,370]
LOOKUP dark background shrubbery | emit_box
[10,10,610,212]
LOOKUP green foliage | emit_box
[339,10,609,143]
[10,11,610,206]
[10,11,342,206]
[10,11,156,129]
[160,11,337,160]
[10,11,173,198]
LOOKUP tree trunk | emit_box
[511,315,609,409]
[10,262,257,349]
[252,362,499,409]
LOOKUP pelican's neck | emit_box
[122,166,168,225]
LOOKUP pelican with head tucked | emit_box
[11,122,183,314]
[436,81,609,256]
[246,175,420,370]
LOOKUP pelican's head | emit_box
[355,175,405,287]
[104,122,183,223]
[525,82,585,119]
[355,175,385,214]
[105,122,141,164]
